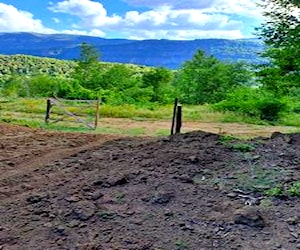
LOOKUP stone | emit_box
[227,192,238,198]
[68,220,80,228]
[26,193,48,204]
[286,216,299,225]
[65,196,80,203]
[177,174,194,184]
[233,206,265,228]
[290,232,299,239]
[102,175,129,187]
[151,192,174,205]
[52,226,66,236]
[85,190,104,201]
[108,175,129,186]
[70,201,96,221]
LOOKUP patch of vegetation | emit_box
[234,165,285,192]
[265,185,284,197]
[97,210,116,221]
[231,143,256,153]
[153,129,170,136]
[175,239,189,250]
[287,182,300,196]
[265,181,300,198]
[219,135,236,142]
[2,40,300,130]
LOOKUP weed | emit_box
[231,143,256,152]
[234,165,284,192]
[287,182,300,196]
[264,181,300,198]
[97,210,116,221]
[219,135,236,142]
[265,185,284,197]
[175,239,188,249]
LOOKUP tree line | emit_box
[0,0,299,123]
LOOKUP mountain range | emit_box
[0,32,265,69]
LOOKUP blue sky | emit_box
[0,0,263,40]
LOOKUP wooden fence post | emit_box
[45,99,52,123]
[170,98,178,135]
[94,98,100,129]
[175,105,182,134]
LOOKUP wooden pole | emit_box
[94,98,100,129]
[45,99,51,123]
[170,98,178,135]
[175,105,182,134]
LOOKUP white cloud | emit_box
[0,0,264,40]
[52,18,60,24]
[122,9,242,31]
[49,0,121,27]
[60,28,106,37]
[48,0,262,39]
[123,0,262,15]
[123,0,214,9]
[128,29,244,40]
[0,2,107,37]
[0,3,55,33]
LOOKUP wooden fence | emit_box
[45,98,100,129]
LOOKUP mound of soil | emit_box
[0,124,300,250]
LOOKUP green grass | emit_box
[153,128,170,136]
[265,181,300,198]
[231,143,256,153]
[1,97,300,135]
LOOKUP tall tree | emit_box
[174,50,250,104]
[142,67,173,102]
[257,0,300,95]
[73,43,103,91]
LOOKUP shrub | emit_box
[1,75,27,97]
[214,87,287,122]
[257,98,286,121]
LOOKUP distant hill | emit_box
[0,32,265,69]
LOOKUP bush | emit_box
[1,75,27,97]
[213,87,287,122]
[257,98,286,121]
[28,74,59,97]
[213,87,261,117]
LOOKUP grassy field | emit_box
[1,97,300,137]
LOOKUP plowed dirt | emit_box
[1,122,300,250]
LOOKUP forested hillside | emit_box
[0,54,75,81]
[0,32,265,68]
[0,54,148,82]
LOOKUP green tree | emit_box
[99,64,155,104]
[1,74,27,97]
[73,43,103,91]
[174,50,251,104]
[257,0,300,95]
[142,67,174,102]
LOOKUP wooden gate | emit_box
[45,98,100,129]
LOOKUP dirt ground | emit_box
[1,121,300,250]
[98,118,300,137]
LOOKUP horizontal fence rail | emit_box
[45,97,101,130]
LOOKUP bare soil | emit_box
[1,121,300,250]
[99,118,299,137]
